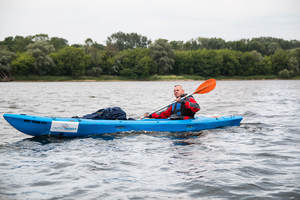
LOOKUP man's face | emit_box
[174,86,185,98]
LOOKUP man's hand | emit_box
[141,113,150,119]
[175,97,181,102]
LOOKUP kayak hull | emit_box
[3,114,243,137]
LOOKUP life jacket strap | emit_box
[172,102,182,115]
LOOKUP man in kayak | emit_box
[144,85,200,120]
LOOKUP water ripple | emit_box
[1,80,300,199]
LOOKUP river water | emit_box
[0,80,299,199]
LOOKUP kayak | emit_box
[3,113,243,137]
[4,114,243,137]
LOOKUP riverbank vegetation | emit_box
[11,74,300,82]
[1,32,300,82]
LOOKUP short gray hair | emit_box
[174,85,183,88]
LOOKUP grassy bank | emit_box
[7,74,300,82]
[11,75,131,82]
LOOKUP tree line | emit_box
[0,32,300,81]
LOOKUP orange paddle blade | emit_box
[193,78,216,94]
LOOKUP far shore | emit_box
[2,75,300,82]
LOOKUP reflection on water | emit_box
[0,80,300,199]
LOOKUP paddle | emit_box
[142,78,216,119]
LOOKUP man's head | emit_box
[174,85,185,98]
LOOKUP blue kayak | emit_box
[3,113,243,137]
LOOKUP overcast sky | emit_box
[1,0,299,45]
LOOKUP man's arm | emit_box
[182,97,200,113]
[150,106,173,119]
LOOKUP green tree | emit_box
[118,48,155,78]
[236,51,255,75]
[251,37,298,50]
[288,48,300,63]
[11,52,35,75]
[110,57,121,75]
[250,50,267,75]
[290,40,300,49]
[120,48,149,69]
[278,69,290,78]
[247,40,267,55]
[12,36,33,52]
[50,37,69,52]
[196,37,226,50]
[71,44,83,48]
[26,41,56,75]
[251,50,263,62]
[84,38,93,54]
[229,39,247,52]
[173,51,190,74]
[217,49,239,76]
[268,42,280,55]
[0,36,33,53]
[182,41,192,51]
[88,41,103,69]
[32,34,49,42]
[101,55,116,75]
[196,37,209,50]
[137,56,157,76]
[287,57,299,76]
[82,39,104,74]
[188,39,198,50]
[85,67,102,77]
[84,40,104,77]
[1,37,14,51]
[169,40,184,50]
[106,32,152,51]
[0,50,16,81]
[106,32,126,51]
[207,38,226,50]
[271,49,288,74]
[49,46,90,76]
[149,39,175,74]
[105,42,119,57]
[262,55,273,75]
[192,49,222,76]
[121,56,157,79]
